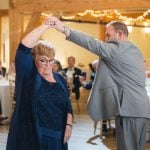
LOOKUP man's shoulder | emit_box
[74,67,81,72]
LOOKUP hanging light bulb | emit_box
[127,26,133,33]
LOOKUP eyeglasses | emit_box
[39,58,55,65]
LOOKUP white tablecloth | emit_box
[0,78,14,119]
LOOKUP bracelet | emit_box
[62,26,70,36]
[66,123,72,127]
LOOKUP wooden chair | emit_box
[70,92,80,113]
[67,78,80,113]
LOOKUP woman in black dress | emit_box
[6,19,73,150]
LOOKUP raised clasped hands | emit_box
[45,16,64,33]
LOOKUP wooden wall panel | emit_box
[23,12,41,36]
[9,9,23,62]
[0,18,1,59]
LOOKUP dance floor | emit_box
[0,114,109,150]
[69,114,109,150]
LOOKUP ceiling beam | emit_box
[9,9,23,62]
[11,0,150,12]
[23,12,41,36]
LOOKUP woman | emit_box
[6,20,73,150]
[53,60,67,79]
[52,60,62,73]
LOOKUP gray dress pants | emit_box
[115,116,149,150]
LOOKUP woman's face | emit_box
[35,55,55,77]
[52,63,59,72]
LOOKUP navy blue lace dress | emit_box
[37,78,71,150]
[6,43,72,150]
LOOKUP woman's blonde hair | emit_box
[32,40,55,59]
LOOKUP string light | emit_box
[41,13,52,17]
[61,16,75,19]
[41,9,150,27]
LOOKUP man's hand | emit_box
[79,75,86,85]
[45,16,71,36]
[45,16,64,32]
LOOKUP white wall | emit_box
[128,26,150,59]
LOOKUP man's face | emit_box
[68,58,75,68]
[105,25,118,41]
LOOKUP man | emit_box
[0,60,6,77]
[46,17,150,150]
[63,56,82,101]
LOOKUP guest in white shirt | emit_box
[63,56,82,100]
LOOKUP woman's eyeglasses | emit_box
[39,58,55,65]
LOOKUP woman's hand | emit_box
[45,16,63,31]
[64,124,72,143]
